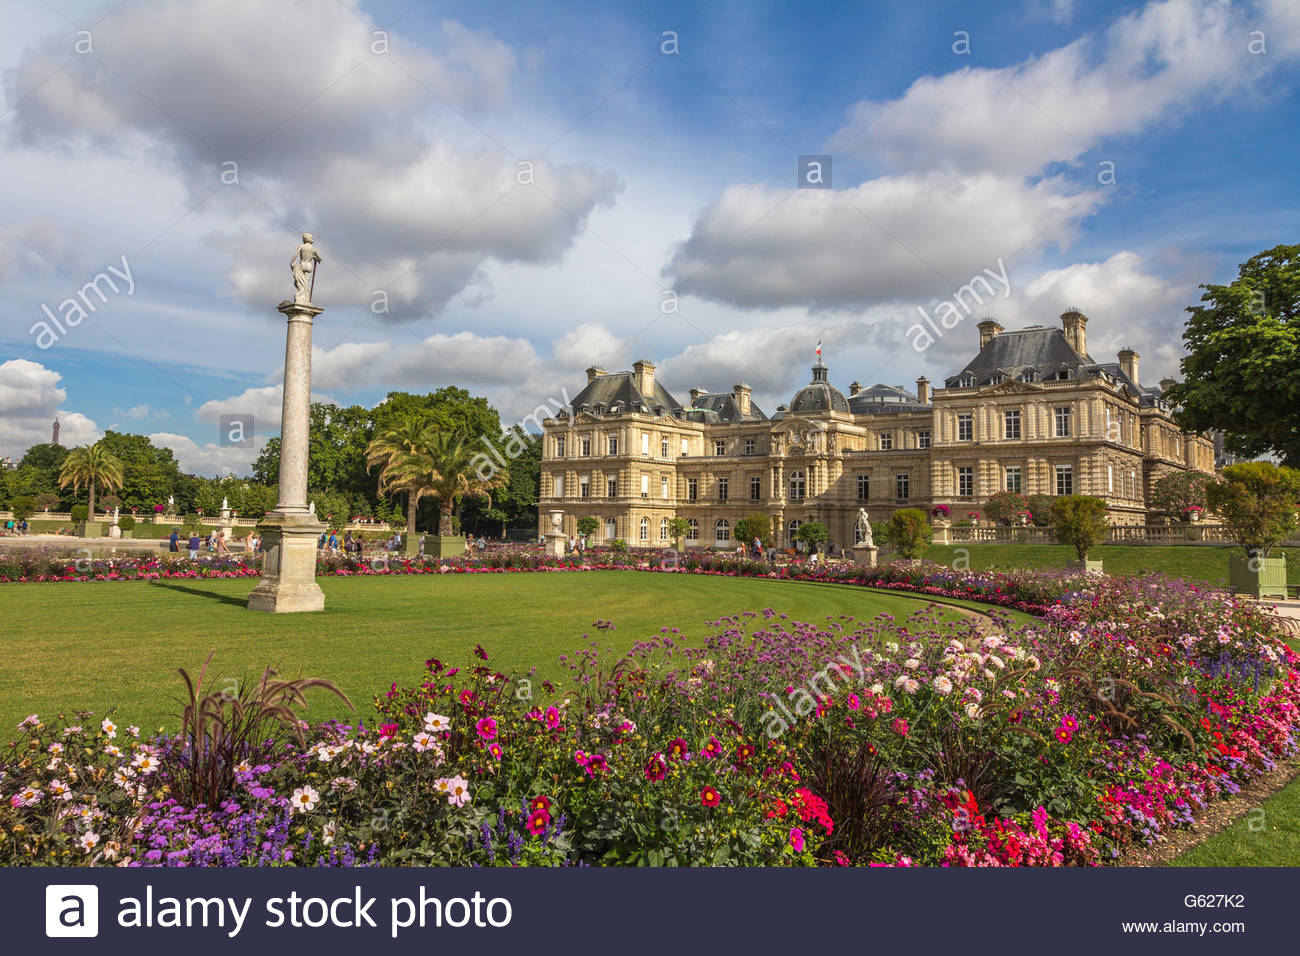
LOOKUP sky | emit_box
[0,0,1296,474]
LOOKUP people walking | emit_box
[187,531,201,559]
[169,528,180,553]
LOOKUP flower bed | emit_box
[2,569,1295,867]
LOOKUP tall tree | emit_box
[366,416,435,538]
[58,442,125,516]
[1166,244,1300,465]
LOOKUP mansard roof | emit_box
[945,326,1089,387]
[568,371,683,417]
[848,383,928,415]
[686,391,768,422]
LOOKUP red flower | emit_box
[666,737,689,761]
[530,794,551,812]
[700,787,721,808]
[1054,726,1073,744]
[734,742,756,765]
[476,717,498,740]
[378,723,397,738]
[525,809,550,835]
[701,737,723,759]
[644,754,667,781]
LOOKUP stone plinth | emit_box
[545,532,566,557]
[108,525,122,538]
[423,534,464,558]
[220,508,234,541]
[853,545,879,568]
[247,510,327,613]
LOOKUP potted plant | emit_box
[1050,495,1109,574]
[118,514,136,539]
[883,508,932,564]
[1208,462,1300,600]
[929,504,951,525]
[1185,504,1204,523]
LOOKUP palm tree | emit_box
[58,442,125,518]
[423,431,507,536]
[365,417,435,540]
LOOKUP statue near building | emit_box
[855,507,874,547]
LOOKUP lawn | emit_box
[924,543,1300,586]
[0,571,971,732]
[1170,772,1300,866]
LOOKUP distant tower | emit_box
[51,418,60,446]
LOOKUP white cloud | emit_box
[149,431,264,477]
[0,359,99,455]
[114,404,152,420]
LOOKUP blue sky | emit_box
[0,0,1297,473]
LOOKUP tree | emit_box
[576,516,599,540]
[425,432,498,535]
[1149,470,1213,519]
[667,516,693,550]
[96,431,182,511]
[10,495,36,522]
[1050,495,1110,560]
[366,416,436,538]
[883,508,932,559]
[733,514,775,548]
[58,443,125,517]
[1206,462,1300,557]
[984,490,1031,526]
[1165,244,1300,465]
[1027,494,1054,527]
[794,521,829,551]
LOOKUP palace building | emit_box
[538,309,1216,550]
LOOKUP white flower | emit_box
[983,668,996,681]
[62,726,82,737]
[48,779,72,801]
[14,786,42,806]
[424,713,451,733]
[964,703,983,720]
[78,831,100,853]
[322,820,337,845]
[113,769,134,788]
[290,786,320,813]
[1045,679,1061,694]
[104,744,122,757]
[127,726,140,738]
[412,732,436,752]
[903,658,920,670]
[131,753,158,774]
[330,776,357,792]
[234,760,252,774]
[869,683,884,696]
[932,676,953,695]
[47,742,64,755]
[902,678,920,694]
[101,719,117,739]
[18,714,39,730]
[982,635,1003,648]
[884,642,899,654]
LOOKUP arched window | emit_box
[639,517,649,541]
[788,519,802,544]
[789,470,806,500]
[714,518,730,542]
[659,517,670,541]
[686,518,699,540]
[605,517,617,541]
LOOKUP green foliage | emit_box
[1050,496,1110,560]
[733,514,775,548]
[1166,244,1300,465]
[667,516,693,548]
[1027,494,1054,527]
[58,442,125,515]
[181,512,204,535]
[984,490,1031,526]
[882,508,932,558]
[69,504,89,522]
[96,431,182,511]
[1206,462,1300,557]
[576,516,600,538]
[9,495,36,522]
[1150,470,1213,518]
[609,539,629,552]
[117,515,136,532]
[794,521,829,547]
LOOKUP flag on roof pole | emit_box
[816,339,822,358]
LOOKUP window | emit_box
[661,476,669,500]
[556,435,566,457]
[1054,407,1072,438]
[1107,465,1113,494]
[788,519,802,543]
[605,517,616,540]
[687,477,698,501]
[580,476,590,499]
[958,374,975,388]
[957,466,974,497]
[1021,369,1038,383]
[639,517,649,542]
[717,477,729,501]
[1055,465,1073,496]
[743,437,755,455]
[641,433,650,455]
[750,476,761,500]
[660,436,669,457]
[680,437,689,455]
[608,434,619,455]
[789,470,806,500]
[1004,409,1021,439]
[896,473,910,500]
[640,474,649,498]
[686,518,699,540]
[714,439,726,456]
[715,519,730,543]
[581,436,591,456]
[607,476,618,497]
[957,413,973,441]
[918,430,931,449]
[857,474,870,500]
[1129,469,1137,499]
[555,474,565,498]
[879,433,893,450]
[1005,466,1022,494]
[660,517,670,542]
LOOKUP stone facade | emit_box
[539,311,1216,549]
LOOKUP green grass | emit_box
[924,544,1300,586]
[1169,772,1300,866]
[0,572,969,733]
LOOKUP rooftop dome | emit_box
[789,360,849,414]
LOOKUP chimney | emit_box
[689,386,708,406]
[1159,377,1177,393]
[977,317,1004,350]
[1117,348,1139,385]
[1061,307,1088,358]
[732,383,752,416]
[849,381,862,396]
[915,376,931,404]
[586,366,607,384]
[632,359,656,397]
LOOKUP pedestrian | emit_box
[476,535,486,552]
[187,531,201,559]
[169,528,180,553]
[215,531,229,556]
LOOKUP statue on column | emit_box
[291,233,321,305]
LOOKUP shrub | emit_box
[1027,494,1054,527]
[10,495,36,522]
[117,515,136,532]
[734,515,775,548]
[667,517,693,548]
[794,521,829,550]
[609,539,629,552]
[576,516,599,539]
[984,491,1031,526]
[882,508,932,558]
[1150,470,1213,519]
[1050,496,1109,560]
[1207,462,1300,557]
[70,504,89,522]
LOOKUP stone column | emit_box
[247,299,327,613]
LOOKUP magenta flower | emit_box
[476,717,497,740]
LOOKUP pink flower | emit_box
[476,717,497,740]
[544,706,561,729]
[892,718,909,737]
[789,827,805,852]
[378,723,397,738]
[846,694,861,711]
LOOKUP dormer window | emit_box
[1020,370,1038,383]
[958,374,975,388]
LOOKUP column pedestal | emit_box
[853,544,879,568]
[247,510,327,613]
